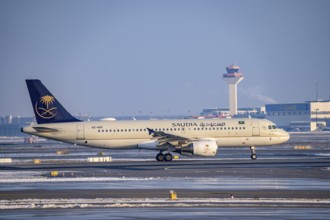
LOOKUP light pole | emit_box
[315,108,319,131]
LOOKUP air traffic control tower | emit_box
[223,64,244,116]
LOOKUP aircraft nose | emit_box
[282,130,290,142]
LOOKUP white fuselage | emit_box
[22,118,290,151]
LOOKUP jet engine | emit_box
[180,140,218,157]
[137,140,158,149]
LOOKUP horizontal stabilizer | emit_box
[32,127,59,133]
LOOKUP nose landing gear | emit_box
[250,146,257,160]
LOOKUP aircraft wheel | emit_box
[251,154,257,160]
[156,153,164,161]
[164,153,173,162]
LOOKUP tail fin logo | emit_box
[34,95,58,119]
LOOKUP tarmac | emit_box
[1,189,329,200]
[0,132,330,210]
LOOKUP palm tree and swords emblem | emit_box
[35,95,58,119]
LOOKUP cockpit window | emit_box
[268,125,277,129]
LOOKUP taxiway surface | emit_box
[0,132,330,219]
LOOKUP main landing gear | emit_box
[250,146,257,160]
[156,152,173,162]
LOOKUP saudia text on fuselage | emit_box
[172,122,226,127]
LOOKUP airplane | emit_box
[21,79,290,161]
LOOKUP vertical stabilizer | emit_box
[26,79,80,124]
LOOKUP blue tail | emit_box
[26,79,80,124]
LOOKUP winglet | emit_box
[147,128,155,135]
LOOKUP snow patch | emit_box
[0,198,329,209]
[0,176,164,183]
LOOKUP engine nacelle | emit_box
[180,140,218,157]
[137,140,158,149]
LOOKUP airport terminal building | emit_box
[200,107,266,119]
[265,101,330,131]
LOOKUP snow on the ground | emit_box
[0,197,329,209]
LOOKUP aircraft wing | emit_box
[147,128,192,146]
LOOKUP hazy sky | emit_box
[1,0,329,117]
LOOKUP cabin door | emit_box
[76,124,85,140]
[252,121,260,136]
